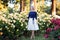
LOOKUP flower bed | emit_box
[44,18,60,40]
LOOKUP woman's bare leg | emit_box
[31,30,35,39]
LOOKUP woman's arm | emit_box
[28,12,30,19]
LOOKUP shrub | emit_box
[44,18,60,40]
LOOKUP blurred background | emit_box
[0,0,60,40]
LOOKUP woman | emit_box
[27,7,39,39]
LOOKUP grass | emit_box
[19,34,47,40]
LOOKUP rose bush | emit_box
[44,18,60,40]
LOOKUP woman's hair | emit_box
[30,6,35,11]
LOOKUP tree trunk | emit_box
[42,0,44,6]
[20,0,25,12]
[33,0,36,10]
[52,0,56,16]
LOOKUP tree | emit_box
[51,0,56,16]
[33,0,36,10]
[56,0,60,15]
[42,0,44,6]
[1,0,8,6]
[20,0,25,12]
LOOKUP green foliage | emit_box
[0,0,55,40]
[0,10,28,39]
[1,0,8,6]
[38,13,52,33]
[0,6,53,39]
[57,2,60,15]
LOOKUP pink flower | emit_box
[56,19,60,25]
[55,20,60,25]
[54,25,60,31]
[58,36,60,39]
[51,18,60,26]
[50,18,56,24]
[44,34,49,38]
[46,28,52,33]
